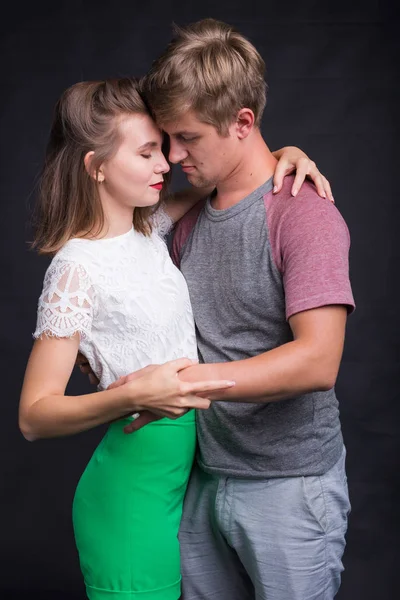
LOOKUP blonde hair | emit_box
[143,18,267,135]
[33,78,165,255]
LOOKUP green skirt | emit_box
[72,411,196,599]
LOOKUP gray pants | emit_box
[179,447,350,600]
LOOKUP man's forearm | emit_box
[178,339,340,402]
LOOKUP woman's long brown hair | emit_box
[33,78,168,254]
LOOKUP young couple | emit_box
[19,18,354,600]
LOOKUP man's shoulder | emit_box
[265,175,348,233]
[264,175,324,217]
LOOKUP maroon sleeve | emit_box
[265,179,355,320]
[171,199,206,268]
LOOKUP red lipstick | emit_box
[150,182,163,191]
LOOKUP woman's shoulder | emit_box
[41,241,95,288]
[51,239,95,267]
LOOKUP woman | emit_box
[19,77,331,599]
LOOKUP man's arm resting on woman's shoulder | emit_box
[178,305,347,402]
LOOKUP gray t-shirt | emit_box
[172,175,355,478]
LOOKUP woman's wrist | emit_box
[107,381,145,414]
[271,147,285,160]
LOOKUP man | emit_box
[133,18,354,600]
[81,17,352,599]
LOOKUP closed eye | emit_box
[177,135,198,143]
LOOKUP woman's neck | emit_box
[93,190,135,239]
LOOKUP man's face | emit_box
[162,110,238,188]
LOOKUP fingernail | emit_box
[331,197,335,203]
[131,412,140,420]
[273,185,278,193]
[292,188,298,196]
[227,381,236,386]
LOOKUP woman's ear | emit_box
[84,151,104,183]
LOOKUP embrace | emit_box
[19,18,354,600]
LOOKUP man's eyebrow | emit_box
[170,130,198,136]
[137,141,159,151]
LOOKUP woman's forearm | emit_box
[271,147,285,160]
[20,386,139,441]
[164,185,214,223]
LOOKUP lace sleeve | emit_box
[151,203,174,238]
[34,260,96,340]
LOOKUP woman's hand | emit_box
[272,146,334,202]
[107,358,236,433]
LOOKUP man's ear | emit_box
[84,151,104,183]
[235,108,255,139]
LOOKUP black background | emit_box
[1,1,399,598]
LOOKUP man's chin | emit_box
[185,173,209,188]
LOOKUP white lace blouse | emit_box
[34,217,198,390]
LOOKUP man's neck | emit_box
[212,131,277,210]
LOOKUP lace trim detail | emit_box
[34,261,95,340]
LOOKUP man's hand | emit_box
[107,358,236,433]
[123,411,162,434]
[272,146,334,201]
[76,352,99,386]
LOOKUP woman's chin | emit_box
[132,196,160,209]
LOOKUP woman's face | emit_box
[99,113,170,209]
